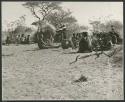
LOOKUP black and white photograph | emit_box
[2,1,123,100]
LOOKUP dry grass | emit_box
[2,44,123,100]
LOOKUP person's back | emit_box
[78,32,92,53]
[78,37,88,53]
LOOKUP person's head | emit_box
[73,33,75,37]
[21,34,24,37]
[83,32,87,38]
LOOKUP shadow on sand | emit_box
[2,53,14,57]
[23,47,41,52]
[51,49,62,52]
[23,46,61,52]
[62,51,78,54]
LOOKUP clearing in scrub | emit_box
[2,1,123,100]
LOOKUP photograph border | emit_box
[1,0,124,101]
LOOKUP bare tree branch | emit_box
[30,7,40,21]
[70,45,122,65]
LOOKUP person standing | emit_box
[6,36,10,45]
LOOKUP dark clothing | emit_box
[6,36,10,45]
[109,31,120,44]
[78,37,92,53]
[61,39,70,49]
[61,29,67,40]
[25,36,30,44]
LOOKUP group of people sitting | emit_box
[5,34,30,45]
[16,34,30,44]
[71,30,120,53]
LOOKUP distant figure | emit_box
[24,37,27,44]
[16,35,21,44]
[6,36,10,45]
[20,34,25,44]
[109,25,120,44]
[26,35,30,44]
[18,35,21,44]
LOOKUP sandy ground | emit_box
[2,44,124,100]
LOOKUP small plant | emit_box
[73,75,87,83]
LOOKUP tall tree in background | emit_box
[105,20,123,38]
[46,9,88,39]
[23,1,63,46]
[23,1,62,30]
[89,19,123,38]
[89,20,101,32]
[5,15,27,43]
[46,9,77,29]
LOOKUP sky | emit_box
[2,1,123,31]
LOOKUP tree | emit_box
[66,23,88,39]
[23,1,63,47]
[89,20,101,32]
[46,9,77,29]
[89,19,123,39]
[23,1,62,30]
[5,15,27,43]
[105,20,123,38]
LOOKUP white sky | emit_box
[2,1,123,31]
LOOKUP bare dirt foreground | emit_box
[2,44,124,100]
